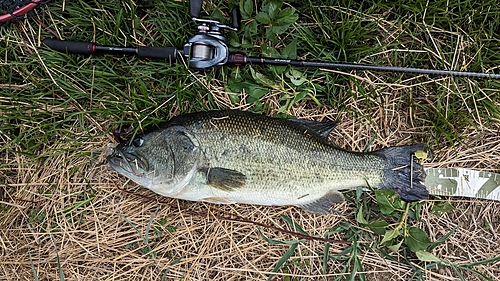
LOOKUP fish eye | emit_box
[132,138,144,147]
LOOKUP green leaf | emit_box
[29,256,39,281]
[285,69,307,86]
[353,256,366,281]
[462,254,500,267]
[266,0,282,19]
[432,201,455,216]
[381,228,401,244]
[247,87,268,103]
[291,91,308,105]
[266,28,278,43]
[62,194,95,216]
[274,8,298,26]
[166,226,176,233]
[356,206,368,225]
[330,222,353,233]
[240,0,254,19]
[245,20,258,37]
[367,220,389,235]
[375,189,398,215]
[387,238,404,252]
[229,36,241,48]
[281,38,297,59]
[270,24,289,34]
[228,93,240,104]
[250,67,274,87]
[405,227,432,253]
[158,218,168,226]
[227,78,252,92]
[256,12,271,24]
[276,7,296,20]
[414,150,429,160]
[260,44,280,58]
[415,251,442,263]
[408,202,423,221]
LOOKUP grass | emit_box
[1,0,500,279]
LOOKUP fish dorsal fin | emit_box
[284,118,338,140]
[201,167,247,191]
[296,190,345,214]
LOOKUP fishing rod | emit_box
[43,0,500,80]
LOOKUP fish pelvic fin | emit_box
[375,144,430,202]
[202,197,236,204]
[201,167,247,191]
[296,190,345,214]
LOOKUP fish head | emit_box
[107,125,201,196]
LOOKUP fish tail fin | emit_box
[374,144,429,202]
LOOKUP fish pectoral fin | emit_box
[201,167,247,191]
[203,197,236,204]
[296,190,344,214]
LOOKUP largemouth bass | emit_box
[107,110,429,214]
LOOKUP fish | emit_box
[107,110,429,214]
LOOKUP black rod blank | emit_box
[227,53,500,79]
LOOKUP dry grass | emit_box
[1,90,499,280]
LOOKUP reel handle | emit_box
[190,0,202,18]
[231,7,241,29]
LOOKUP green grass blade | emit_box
[267,242,298,281]
[461,255,500,267]
[29,256,39,281]
[322,242,330,274]
[257,227,302,245]
[280,214,309,235]
[51,235,65,281]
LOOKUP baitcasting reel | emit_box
[184,0,240,68]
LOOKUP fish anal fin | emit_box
[296,190,344,214]
[201,167,246,191]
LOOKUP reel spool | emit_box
[191,44,214,60]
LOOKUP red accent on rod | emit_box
[233,54,246,64]
[0,0,42,23]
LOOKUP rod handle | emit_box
[43,38,95,55]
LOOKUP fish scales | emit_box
[107,110,429,214]
[170,111,383,192]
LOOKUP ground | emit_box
[1,0,500,280]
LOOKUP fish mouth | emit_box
[107,145,148,177]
